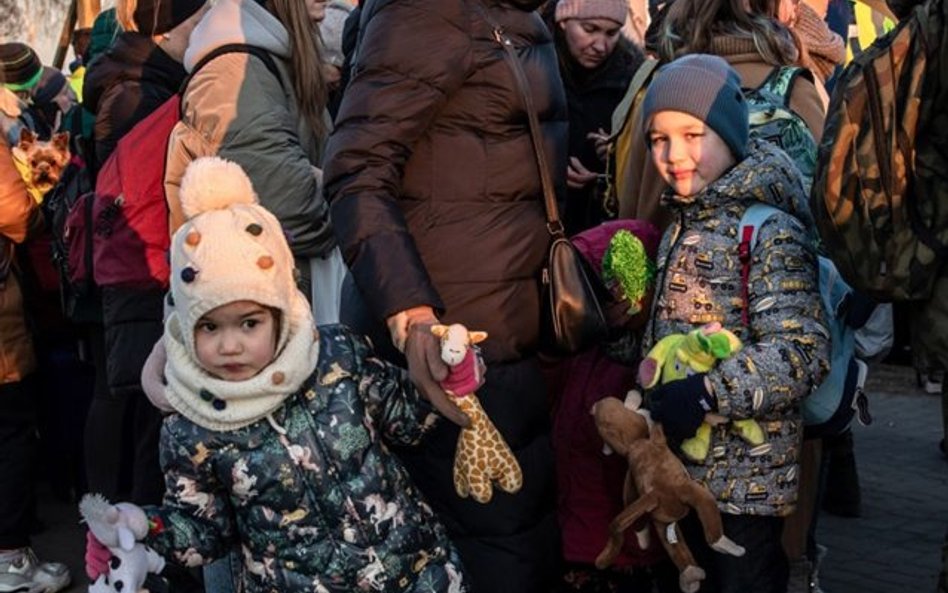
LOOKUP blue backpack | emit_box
[739,204,872,438]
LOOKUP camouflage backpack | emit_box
[811,0,948,302]
[744,66,819,193]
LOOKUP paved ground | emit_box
[817,363,946,593]
[28,363,947,593]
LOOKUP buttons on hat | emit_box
[199,389,214,402]
[246,223,263,236]
[271,371,285,385]
[181,266,198,283]
[257,256,274,270]
[185,231,201,246]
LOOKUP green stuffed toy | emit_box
[638,322,765,463]
[602,229,656,316]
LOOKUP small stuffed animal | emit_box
[12,128,69,203]
[639,322,765,463]
[432,323,522,503]
[79,493,165,593]
[592,392,744,593]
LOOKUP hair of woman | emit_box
[266,0,328,139]
[658,0,799,66]
[115,0,139,32]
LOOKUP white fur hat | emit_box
[168,157,308,363]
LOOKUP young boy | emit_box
[639,54,830,592]
[85,157,467,593]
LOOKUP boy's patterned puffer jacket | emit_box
[143,325,466,593]
[643,139,830,517]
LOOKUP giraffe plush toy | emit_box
[432,323,523,503]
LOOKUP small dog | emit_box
[12,128,70,202]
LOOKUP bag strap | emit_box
[738,203,781,326]
[183,44,285,96]
[608,57,660,142]
[482,12,564,238]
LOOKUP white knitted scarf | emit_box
[162,298,320,432]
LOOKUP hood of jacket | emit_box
[662,138,815,230]
[83,32,186,116]
[184,0,290,72]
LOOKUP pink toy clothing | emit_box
[439,348,482,397]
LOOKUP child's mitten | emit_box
[650,373,715,441]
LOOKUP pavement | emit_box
[27,363,948,593]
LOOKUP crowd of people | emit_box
[0,0,945,593]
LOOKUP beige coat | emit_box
[617,35,826,230]
[164,0,333,263]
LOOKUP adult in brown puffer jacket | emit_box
[617,0,826,230]
[324,1,567,592]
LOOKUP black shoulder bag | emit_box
[488,21,608,354]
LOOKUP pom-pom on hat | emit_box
[555,0,627,24]
[169,157,306,364]
[641,54,749,160]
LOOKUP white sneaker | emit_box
[0,548,70,593]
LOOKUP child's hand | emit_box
[85,530,111,580]
[405,323,471,428]
[650,373,715,441]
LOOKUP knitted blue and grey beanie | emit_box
[641,53,749,160]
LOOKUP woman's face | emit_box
[305,0,328,23]
[559,18,623,70]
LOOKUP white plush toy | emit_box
[79,494,166,593]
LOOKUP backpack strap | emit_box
[182,44,285,97]
[608,57,660,142]
[754,65,813,108]
[738,203,781,326]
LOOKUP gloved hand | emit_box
[85,530,111,580]
[404,323,471,428]
[650,373,716,442]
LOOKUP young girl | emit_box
[639,54,829,592]
[85,157,467,593]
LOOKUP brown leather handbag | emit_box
[491,23,608,354]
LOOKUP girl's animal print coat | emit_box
[143,326,466,593]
